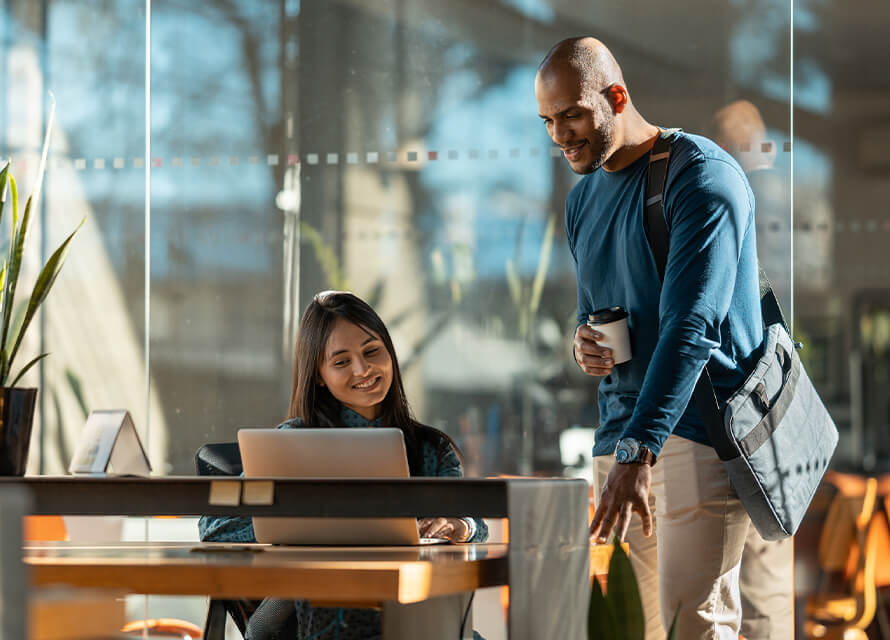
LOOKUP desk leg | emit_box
[382,593,473,639]
[506,480,588,640]
[1,485,30,640]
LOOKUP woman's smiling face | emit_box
[318,317,393,420]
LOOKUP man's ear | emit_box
[607,84,629,114]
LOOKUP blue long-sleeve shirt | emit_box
[566,130,763,457]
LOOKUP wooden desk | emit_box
[24,541,509,605]
[5,476,589,640]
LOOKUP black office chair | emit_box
[195,442,260,640]
[196,442,243,477]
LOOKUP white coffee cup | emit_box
[587,307,632,365]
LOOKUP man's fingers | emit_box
[575,324,602,341]
[581,364,614,377]
[591,504,619,544]
[576,340,611,357]
[639,501,654,537]
[589,501,608,541]
[576,345,614,370]
[616,503,633,543]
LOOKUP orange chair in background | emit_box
[24,516,68,542]
[121,618,204,639]
[804,472,890,639]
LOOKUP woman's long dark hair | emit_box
[288,291,455,475]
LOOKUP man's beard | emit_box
[574,116,616,175]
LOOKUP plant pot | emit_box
[0,387,38,476]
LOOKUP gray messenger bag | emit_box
[644,133,838,540]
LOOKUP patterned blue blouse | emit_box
[198,405,488,640]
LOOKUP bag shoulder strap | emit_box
[645,135,672,282]
[643,131,767,461]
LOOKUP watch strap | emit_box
[637,446,657,466]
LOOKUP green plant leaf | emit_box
[0,174,17,343]
[9,352,50,387]
[8,172,19,239]
[29,92,55,217]
[0,161,9,208]
[365,279,385,310]
[0,164,8,261]
[666,606,680,640]
[528,213,555,319]
[588,575,618,640]
[505,258,521,306]
[0,191,32,383]
[605,538,645,640]
[65,369,89,420]
[299,221,348,291]
[8,217,84,369]
[0,92,56,386]
[386,306,413,330]
[0,260,7,325]
[399,312,451,371]
[5,300,27,353]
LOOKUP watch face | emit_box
[616,438,640,463]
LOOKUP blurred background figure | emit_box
[708,99,792,315]
[708,99,796,640]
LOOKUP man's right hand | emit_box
[573,324,614,376]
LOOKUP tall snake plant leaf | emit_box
[0,167,9,382]
[588,573,619,640]
[666,607,679,640]
[9,352,50,388]
[8,218,84,368]
[605,538,645,640]
[0,262,6,319]
[0,92,73,388]
[0,192,34,382]
[4,300,27,355]
[0,172,16,328]
[0,163,10,231]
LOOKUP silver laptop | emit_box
[238,427,445,546]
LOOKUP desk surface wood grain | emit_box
[24,541,509,604]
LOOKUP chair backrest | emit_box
[195,442,242,477]
[194,442,255,639]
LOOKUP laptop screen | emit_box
[237,427,422,545]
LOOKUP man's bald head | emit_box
[537,37,625,102]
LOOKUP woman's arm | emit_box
[198,515,256,542]
[433,442,489,543]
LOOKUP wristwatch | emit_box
[615,438,657,466]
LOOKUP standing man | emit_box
[535,38,792,639]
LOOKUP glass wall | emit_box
[3,0,804,478]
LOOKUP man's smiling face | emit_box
[535,65,617,175]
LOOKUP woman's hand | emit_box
[418,517,470,542]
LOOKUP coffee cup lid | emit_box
[588,306,628,324]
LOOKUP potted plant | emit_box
[589,539,678,640]
[0,95,82,475]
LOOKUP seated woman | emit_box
[199,290,488,640]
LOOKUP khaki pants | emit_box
[594,436,793,640]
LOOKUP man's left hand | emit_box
[590,461,653,543]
